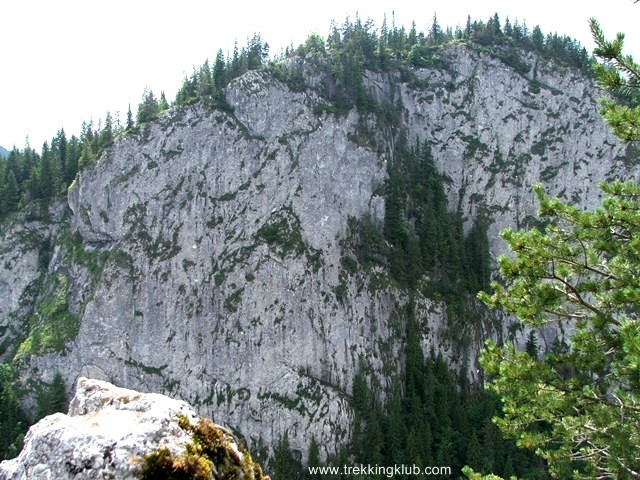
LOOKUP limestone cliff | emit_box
[0,43,638,458]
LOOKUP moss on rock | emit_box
[141,415,268,480]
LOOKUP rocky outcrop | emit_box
[0,377,268,480]
[1,44,639,458]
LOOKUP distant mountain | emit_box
[0,146,8,158]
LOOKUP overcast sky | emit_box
[1,0,639,150]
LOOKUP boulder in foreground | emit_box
[0,377,268,479]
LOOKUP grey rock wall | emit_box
[1,44,638,458]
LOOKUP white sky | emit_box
[1,0,639,150]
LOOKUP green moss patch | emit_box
[141,416,267,480]
[14,273,79,362]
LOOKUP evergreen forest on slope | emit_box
[0,12,590,220]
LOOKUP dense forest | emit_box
[0,12,597,478]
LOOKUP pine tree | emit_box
[64,136,80,184]
[362,406,384,467]
[213,49,227,91]
[524,331,539,358]
[272,431,301,480]
[489,13,502,37]
[481,416,504,474]
[429,13,442,45]
[531,26,544,52]
[230,41,241,79]
[590,18,640,140]
[126,104,134,131]
[350,360,370,459]
[101,112,114,149]
[52,129,67,173]
[408,20,417,48]
[158,91,169,111]
[247,33,269,70]
[2,170,20,213]
[503,17,513,37]
[385,382,405,465]
[198,60,213,98]
[465,15,473,38]
[38,143,55,200]
[78,137,94,169]
[137,88,160,125]
[36,373,67,419]
[305,436,320,479]
[465,433,486,473]
[0,363,28,460]
[465,208,491,293]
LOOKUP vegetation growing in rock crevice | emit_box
[14,273,79,362]
[141,415,267,480]
[254,206,323,271]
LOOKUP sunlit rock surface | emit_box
[0,377,266,480]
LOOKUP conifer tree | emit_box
[531,26,544,52]
[64,135,80,183]
[304,436,320,480]
[590,18,640,141]
[0,363,28,460]
[101,112,114,149]
[468,18,640,479]
[36,373,67,419]
[38,143,54,200]
[78,137,94,169]
[52,129,67,171]
[158,91,169,112]
[198,60,213,98]
[429,13,442,45]
[465,15,473,38]
[230,41,241,79]
[213,49,227,91]
[137,88,160,125]
[465,433,486,473]
[2,170,19,213]
[126,104,134,131]
[385,382,405,465]
[272,431,301,480]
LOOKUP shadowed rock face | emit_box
[1,44,639,458]
[0,377,268,480]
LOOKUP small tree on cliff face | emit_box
[465,19,640,480]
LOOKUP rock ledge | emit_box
[0,377,267,479]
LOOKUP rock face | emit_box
[0,377,267,480]
[1,44,639,457]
